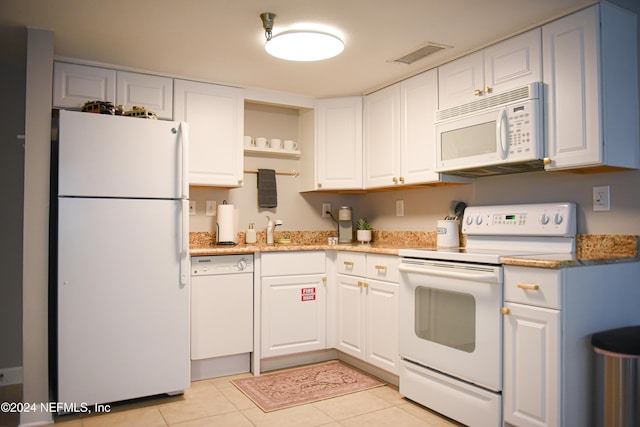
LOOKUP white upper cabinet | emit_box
[438,29,541,110]
[53,63,174,119]
[365,69,464,189]
[314,97,363,190]
[173,79,244,187]
[53,62,116,108]
[400,69,443,185]
[542,3,639,171]
[364,84,402,188]
[116,71,173,120]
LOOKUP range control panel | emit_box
[461,202,576,237]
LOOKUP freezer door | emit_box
[57,110,188,199]
[57,197,190,405]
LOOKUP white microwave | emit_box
[435,83,544,177]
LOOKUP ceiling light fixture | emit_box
[260,12,344,62]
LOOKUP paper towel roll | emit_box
[217,204,236,243]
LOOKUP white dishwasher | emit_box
[190,254,253,380]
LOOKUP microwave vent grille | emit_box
[437,85,534,121]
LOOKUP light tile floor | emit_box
[1,370,464,427]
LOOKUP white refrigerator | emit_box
[51,110,190,406]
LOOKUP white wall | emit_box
[21,28,54,426]
[0,26,26,375]
[357,169,640,235]
[192,167,640,236]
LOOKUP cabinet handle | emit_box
[375,265,387,271]
[501,307,510,315]
[392,177,398,183]
[357,281,364,287]
[238,179,244,185]
[543,157,552,166]
[343,261,354,267]
[322,276,327,283]
[317,182,323,188]
[484,86,492,94]
[474,89,482,96]
[363,281,369,288]
[517,283,540,291]
[399,176,405,183]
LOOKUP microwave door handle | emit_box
[496,108,509,160]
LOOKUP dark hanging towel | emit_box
[257,168,277,208]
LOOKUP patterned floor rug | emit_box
[231,360,385,412]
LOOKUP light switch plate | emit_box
[322,203,331,218]
[396,200,405,217]
[206,200,216,216]
[189,201,196,215]
[593,185,610,211]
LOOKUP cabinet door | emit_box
[437,51,484,109]
[400,70,440,184]
[315,97,363,190]
[503,302,559,427]
[543,6,601,170]
[365,279,399,374]
[53,62,116,108]
[484,29,541,96]
[335,274,365,359]
[116,71,173,120]
[261,274,326,357]
[364,84,401,188]
[174,79,244,187]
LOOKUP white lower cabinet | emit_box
[503,300,559,427]
[335,252,399,374]
[260,251,327,358]
[502,263,640,427]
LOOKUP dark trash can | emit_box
[591,326,640,427]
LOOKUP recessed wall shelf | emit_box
[244,147,301,157]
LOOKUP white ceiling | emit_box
[2,0,596,99]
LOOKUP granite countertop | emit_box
[190,231,639,268]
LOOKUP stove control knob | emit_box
[540,213,550,225]
[466,215,474,226]
[554,213,564,225]
[475,215,483,225]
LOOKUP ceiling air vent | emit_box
[390,42,450,65]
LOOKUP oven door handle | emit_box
[398,264,499,283]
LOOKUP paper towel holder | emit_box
[216,200,237,246]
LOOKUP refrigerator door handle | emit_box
[180,199,189,287]
[178,122,190,199]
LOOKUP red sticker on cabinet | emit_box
[301,287,316,301]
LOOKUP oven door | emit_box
[399,259,503,391]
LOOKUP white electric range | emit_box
[398,202,576,427]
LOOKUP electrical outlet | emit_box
[189,201,196,215]
[593,185,611,211]
[205,200,216,216]
[396,200,405,217]
[322,203,331,217]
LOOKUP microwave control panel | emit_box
[506,101,542,159]
[462,202,576,236]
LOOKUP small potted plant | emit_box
[356,218,374,244]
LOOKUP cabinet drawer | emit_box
[261,251,325,276]
[504,266,560,309]
[336,252,366,276]
[366,254,400,283]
